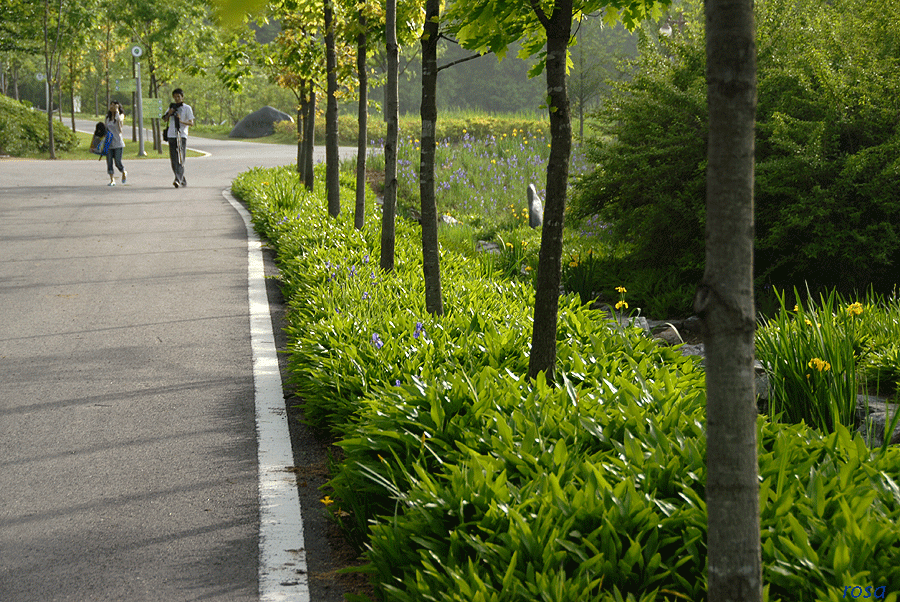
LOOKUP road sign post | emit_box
[132,46,146,157]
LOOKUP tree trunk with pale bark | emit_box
[700,1,761,600]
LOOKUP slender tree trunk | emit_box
[700,1,761,600]
[297,80,307,177]
[381,0,399,272]
[578,43,584,139]
[43,0,58,160]
[527,0,573,381]
[324,0,340,217]
[304,86,316,191]
[69,55,76,132]
[104,23,110,109]
[150,69,161,152]
[56,74,62,122]
[355,13,368,230]
[419,0,444,315]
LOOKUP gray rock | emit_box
[616,315,650,335]
[527,184,543,228]
[229,106,294,138]
[476,240,500,254]
[856,396,900,447]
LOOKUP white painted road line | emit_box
[223,189,311,602]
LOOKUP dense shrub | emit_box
[571,0,900,298]
[0,94,78,156]
[235,164,900,602]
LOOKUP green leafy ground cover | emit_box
[232,163,900,602]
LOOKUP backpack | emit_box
[90,122,113,159]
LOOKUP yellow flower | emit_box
[321,496,335,506]
[808,358,831,372]
[615,286,627,293]
[847,301,864,316]
[615,300,629,310]
[506,242,513,249]
[569,261,578,267]
[462,128,467,133]
[524,266,533,272]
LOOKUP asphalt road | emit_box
[0,125,355,601]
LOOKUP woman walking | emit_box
[105,101,127,186]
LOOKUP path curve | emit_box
[0,122,356,601]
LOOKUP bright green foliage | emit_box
[758,420,900,601]
[234,165,900,601]
[573,0,900,298]
[0,95,77,156]
[445,0,664,64]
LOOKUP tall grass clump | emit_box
[756,287,868,433]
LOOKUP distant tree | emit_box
[118,0,213,152]
[568,18,637,138]
[258,0,324,189]
[41,0,93,159]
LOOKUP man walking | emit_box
[163,88,195,188]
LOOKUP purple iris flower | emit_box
[371,333,384,349]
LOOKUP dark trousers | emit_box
[168,138,186,184]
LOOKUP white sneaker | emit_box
[122,171,127,184]
[108,181,116,186]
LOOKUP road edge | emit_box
[222,188,311,602]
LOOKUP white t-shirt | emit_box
[167,103,195,138]
[105,113,125,149]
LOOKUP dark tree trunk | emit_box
[527,0,573,381]
[297,80,307,178]
[419,0,444,315]
[355,13,368,230]
[304,86,316,191]
[700,1,761,600]
[324,0,340,217]
[380,0,399,272]
[297,106,305,176]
